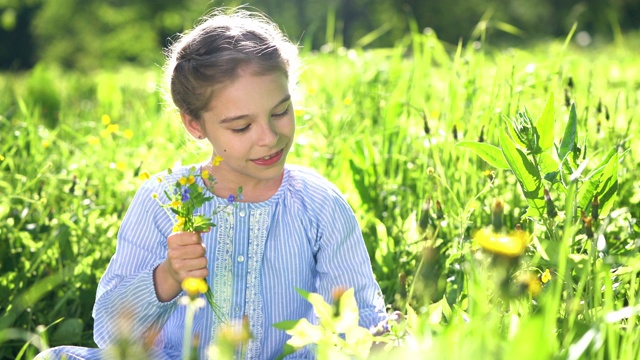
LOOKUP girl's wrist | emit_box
[153,261,182,302]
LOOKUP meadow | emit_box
[1,28,639,359]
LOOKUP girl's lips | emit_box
[251,148,284,166]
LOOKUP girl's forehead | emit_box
[206,71,290,113]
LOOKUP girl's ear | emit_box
[181,112,205,139]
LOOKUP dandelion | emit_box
[106,124,120,134]
[517,272,542,297]
[475,227,529,258]
[123,129,134,139]
[182,277,208,298]
[101,114,111,125]
[186,175,195,185]
[171,199,182,208]
[88,136,100,145]
[139,172,150,180]
[201,170,210,179]
[213,155,224,166]
[178,177,188,185]
[110,161,127,171]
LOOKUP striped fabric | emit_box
[37,164,386,360]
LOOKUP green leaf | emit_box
[274,343,298,360]
[558,103,577,161]
[455,141,510,169]
[500,126,545,217]
[577,152,618,218]
[535,93,555,152]
[272,319,302,331]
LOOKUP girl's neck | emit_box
[200,163,284,203]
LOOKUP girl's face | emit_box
[182,68,295,198]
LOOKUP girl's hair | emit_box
[164,9,299,120]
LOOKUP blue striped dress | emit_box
[37,164,387,359]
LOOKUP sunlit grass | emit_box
[1,30,639,359]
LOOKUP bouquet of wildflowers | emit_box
[147,156,242,323]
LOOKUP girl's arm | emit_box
[92,179,178,347]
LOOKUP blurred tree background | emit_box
[0,0,639,70]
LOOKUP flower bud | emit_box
[422,112,431,135]
[492,200,504,232]
[591,194,599,221]
[436,200,444,220]
[544,188,557,218]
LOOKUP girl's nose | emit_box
[257,120,278,146]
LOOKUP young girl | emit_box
[38,9,386,360]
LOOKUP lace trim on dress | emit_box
[245,207,270,360]
[210,208,234,341]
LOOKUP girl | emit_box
[38,8,386,360]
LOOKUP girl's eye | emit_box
[231,124,251,133]
[272,105,290,118]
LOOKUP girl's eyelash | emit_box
[231,106,290,133]
[272,106,290,118]
[231,125,251,133]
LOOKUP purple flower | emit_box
[226,194,236,204]
[181,188,191,202]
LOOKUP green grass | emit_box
[1,30,639,359]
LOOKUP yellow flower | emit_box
[518,272,542,297]
[212,155,224,166]
[123,129,134,139]
[343,97,352,105]
[201,170,209,179]
[172,224,182,232]
[181,277,208,298]
[176,216,185,227]
[42,140,50,148]
[106,124,119,134]
[87,136,100,145]
[541,269,552,284]
[110,162,127,171]
[475,227,529,257]
[186,176,195,185]
[101,114,111,125]
[0,154,4,161]
[171,200,182,208]
[178,177,188,185]
[139,172,150,180]
[151,193,159,199]
[157,176,163,183]
[294,108,305,117]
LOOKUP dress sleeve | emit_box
[313,188,387,330]
[92,179,178,347]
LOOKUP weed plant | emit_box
[0,29,639,359]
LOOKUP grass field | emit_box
[1,29,639,359]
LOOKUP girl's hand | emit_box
[166,231,209,282]
[153,232,208,302]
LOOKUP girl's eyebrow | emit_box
[218,94,291,124]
